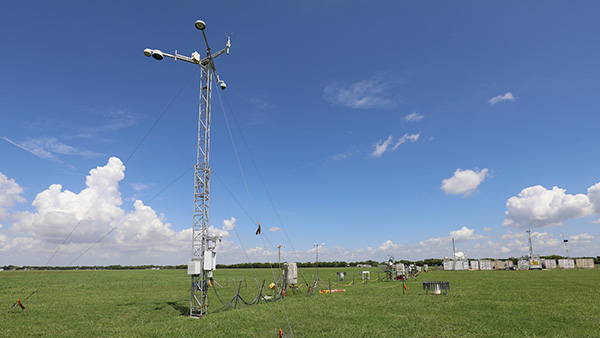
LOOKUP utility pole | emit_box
[452,237,456,270]
[277,245,286,270]
[526,230,533,259]
[144,19,230,318]
[277,245,286,284]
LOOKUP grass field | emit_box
[1,266,599,337]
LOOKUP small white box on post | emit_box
[188,261,201,275]
[204,251,216,270]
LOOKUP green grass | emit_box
[1,267,599,337]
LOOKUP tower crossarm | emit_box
[148,37,230,66]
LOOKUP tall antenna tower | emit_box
[144,19,230,318]
[314,243,324,291]
[562,234,569,258]
[526,229,533,259]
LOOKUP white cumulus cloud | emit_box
[503,185,594,228]
[488,92,515,105]
[450,226,489,241]
[441,168,489,196]
[571,233,594,241]
[0,173,26,220]
[587,183,600,217]
[419,227,488,248]
[0,157,196,265]
[378,240,403,252]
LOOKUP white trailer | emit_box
[530,255,542,270]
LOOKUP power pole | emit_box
[277,245,286,270]
[277,245,286,284]
[452,237,456,270]
[144,19,230,318]
[526,229,533,259]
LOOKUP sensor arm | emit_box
[144,36,230,66]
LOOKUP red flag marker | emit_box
[17,299,25,309]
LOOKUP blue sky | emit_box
[1,1,599,266]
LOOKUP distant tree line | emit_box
[0,265,187,271]
[3,256,598,271]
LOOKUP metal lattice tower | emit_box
[144,19,230,318]
[526,229,533,259]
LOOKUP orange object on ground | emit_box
[17,299,25,309]
[403,284,407,290]
[319,289,346,294]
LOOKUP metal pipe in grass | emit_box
[238,279,243,308]
[232,279,239,309]
[254,278,262,304]
[259,279,266,303]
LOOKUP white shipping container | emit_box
[558,259,575,269]
[544,259,557,269]
[576,258,595,269]
[470,260,479,270]
[479,260,493,270]
[518,260,530,270]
